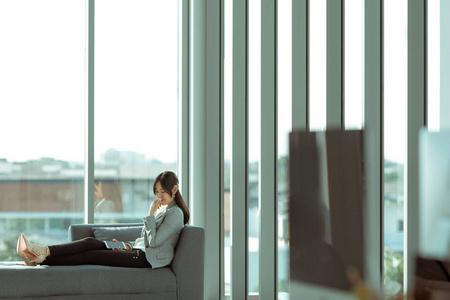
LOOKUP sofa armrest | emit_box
[171,225,205,300]
[68,223,143,241]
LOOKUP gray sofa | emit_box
[0,224,204,299]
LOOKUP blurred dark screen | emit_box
[415,256,450,300]
[289,130,365,291]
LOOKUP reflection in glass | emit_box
[94,0,178,223]
[0,0,85,261]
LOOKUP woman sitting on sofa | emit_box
[17,171,190,269]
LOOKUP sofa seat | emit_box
[0,264,177,299]
[0,224,204,299]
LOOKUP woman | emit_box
[93,180,120,213]
[17,171,190,269]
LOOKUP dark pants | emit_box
[41,237,151,268]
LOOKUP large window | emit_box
[0,0,179,261]
[94,0,178,223]
[0,0,85,261]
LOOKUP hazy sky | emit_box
[0,0,178,163]
[0,0,440,165]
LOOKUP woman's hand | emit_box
[148,199,161,216]
[94,181,104,200]
[111,239,132,251]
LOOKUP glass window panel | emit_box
[0,0,85,261]
[94,0,178,223]
[309,0,327,131]
[224,0,232,296]
[248,0,261,295]
[428,0,440,131]
[344,0,364,130]
[277,0,292,298]
[383,0,407,296]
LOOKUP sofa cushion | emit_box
[0,264,177,298]
[92,226,142,243]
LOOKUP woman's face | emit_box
[154,181,175,206]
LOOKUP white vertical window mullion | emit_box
[260,0,277,299]
[364,0,382,291]
[178,0,190,208]
[231,0,248,298]
[85,0,95,224]
[405,0,426,292]
[326,0,343,128]
[205,0,223,299]
[189,0,209,295]
[189,0,206,227]
[292,0,308,130]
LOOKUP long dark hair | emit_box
[153,171,190,224]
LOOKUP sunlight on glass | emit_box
[95,0,178,163]
[344,0,364,130]
[0,0,85,162]
[0,0,85,261]
[94,0,178,222]
[384,1,407,165]
[428,0,440,131]
[309,0,327,131]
